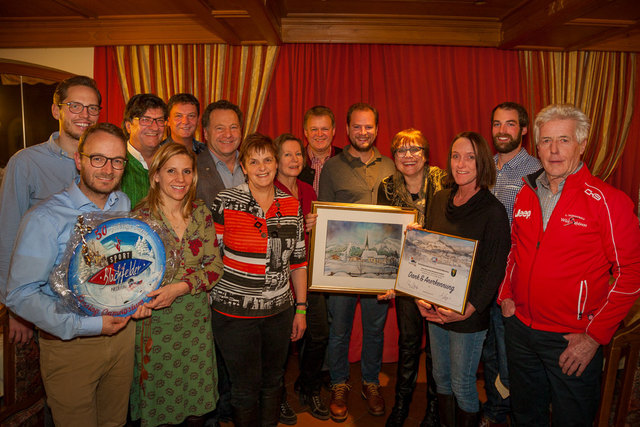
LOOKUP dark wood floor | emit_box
[222,352,487,427]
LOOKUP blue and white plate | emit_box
[68,217,166,317]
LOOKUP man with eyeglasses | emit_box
[0,75,102,343]
[163,93,206,154]
[121,93,168,206]
[6,122,148,426]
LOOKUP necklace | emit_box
[254,199,282,238]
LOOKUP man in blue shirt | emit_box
[196,100,246,209]
[0,75,102,343]
[6,123,146,427]
[480,102,541,427]
[195,100,246,424]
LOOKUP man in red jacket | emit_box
[497,103,640,426]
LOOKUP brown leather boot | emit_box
[329,383,351,422]
[362,382,385,416]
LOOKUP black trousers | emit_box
[394,295,438,400]
[295,292,329,393]
[505,315,602,426]
[212,307,294,426]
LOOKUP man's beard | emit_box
[493,131,522,153]
[82,171,119,195]
[350,139,373,152]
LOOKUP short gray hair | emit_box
[533,104,590,144]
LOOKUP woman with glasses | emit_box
[416,132,510,426]
[377,129,446,427]
[210,133,307,427]
[129,143,224,427]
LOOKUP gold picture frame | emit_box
[308,201,417,294]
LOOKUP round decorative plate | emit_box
[68,217,166,317]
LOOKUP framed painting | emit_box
[308,201,416,294]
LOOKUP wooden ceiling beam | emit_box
[0,16,225,48]
[281,15,501,46]
[51,0,99,18]
[172,0,242,45]
[500,0,604,49]
[241,0,282,44]
[565,20,640,50]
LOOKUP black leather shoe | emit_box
[300,390,330,420]
[279,399,297,425]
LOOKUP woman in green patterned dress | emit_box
[130,143,224,427]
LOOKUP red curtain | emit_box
[258,44,524,168]
[93,47,126,127]
[607,61,640,215]
[258,44,523,362]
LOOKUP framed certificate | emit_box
[394,228,478,314]
[308,201,417,294]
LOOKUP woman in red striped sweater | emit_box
[210,133,308,427]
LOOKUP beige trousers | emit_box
[39,321,135,427]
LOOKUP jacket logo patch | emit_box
[561,214,587,228]
[584,188,602,201]
[514,209,531,219]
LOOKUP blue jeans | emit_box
[327,294,389,384]
[428,324,487,413]
[481,302,510,422]
[505,315,602,426]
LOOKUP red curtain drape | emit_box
[606,61,640,215]
[258,44,524,363]
[258,44,524,168]
[94,47,126,127]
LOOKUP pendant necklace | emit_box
[254,199,282,238]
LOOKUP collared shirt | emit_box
[208,149,244,189]
[127,142,149,170]
[0,132,78,301]
[492,148,542,224]
[162,135,207,154]
[318,145,395,204]
[6,179,130,340]
[307,146,335,195]
[536,163,583,230]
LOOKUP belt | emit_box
[39,330,62,341]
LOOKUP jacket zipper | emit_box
[577,280,588,320]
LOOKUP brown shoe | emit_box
[330,383,351,422]
[361,382,385,416]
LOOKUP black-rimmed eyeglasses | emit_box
[58,102,101,116]
[135,116,166,127]
[395,146,424,157]
[80,153,128,170]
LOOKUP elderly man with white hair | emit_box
[497,103,640,426]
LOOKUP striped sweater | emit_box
[210,183,307,317]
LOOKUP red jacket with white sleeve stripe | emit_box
[497,165,640,345]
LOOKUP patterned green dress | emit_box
[130,200,223,426]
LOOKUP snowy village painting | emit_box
[395,228,477,314]
[308,202,416,293]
